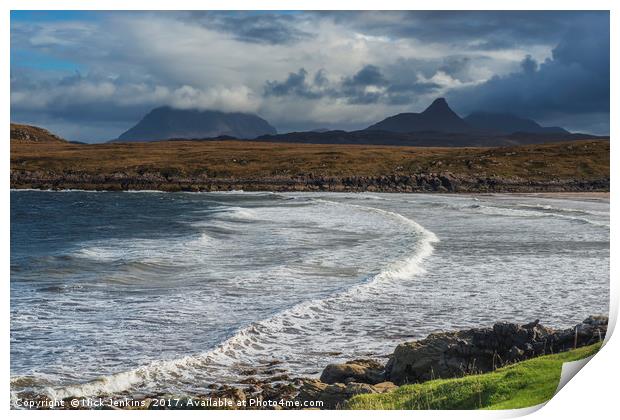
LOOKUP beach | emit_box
[10,191,609,406]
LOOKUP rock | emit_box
[386,331,470,384]
[507,345,524,362]
[372,381,397,393]
[208,386,246,406]
[319,359,385,385]
[385,316,607,385]
[583,315,608,327]
[296,379,380,409]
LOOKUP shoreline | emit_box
[13,316,608,410]
[9,174,610,194]
[9,186,611,199]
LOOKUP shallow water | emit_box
[10,191,609,401]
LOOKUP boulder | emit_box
[386,331,474,384]
[319,359,385,384]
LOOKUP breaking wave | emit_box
[28,199,439,401]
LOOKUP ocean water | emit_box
[10,191,609,401]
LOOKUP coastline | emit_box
[20,316,606,410]
[9,188,610,199]
[9,173,610,194]
[515,191,610,199]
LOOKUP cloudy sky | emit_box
[11,10,610,142]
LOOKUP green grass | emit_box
[348,343,602,410]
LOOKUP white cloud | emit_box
[11,11,606,140]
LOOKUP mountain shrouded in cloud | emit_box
[10,11,609,142]
[117,107,276,141]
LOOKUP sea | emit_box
[10,191,610,402]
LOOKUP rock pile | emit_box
[296,316,607,408]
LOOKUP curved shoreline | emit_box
[13,199,439,403]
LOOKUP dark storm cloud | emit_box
[342,65,388,87]
[448,13,609,133]
[264,64,442,105]
[10,70,173,141]
[340,65,388,104]
[321,11,603,50]
[264,68,325,99]
[188,11,312,45]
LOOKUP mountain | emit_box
[10,123,68,144]
[117,107,277,141]
[365,98,472,133]
[464,112,569,135]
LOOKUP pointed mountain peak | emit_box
[423,97,452,114]
[364,97,470,133]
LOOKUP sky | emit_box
[10,10,610,142]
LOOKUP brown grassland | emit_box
[10,138,609,192]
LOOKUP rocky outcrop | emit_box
[385,316,607,385]
[10,124,67,143]
[294,316,607,408]
[9,169,610,193]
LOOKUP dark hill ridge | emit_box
[464,112,569,135]
[256,98,584,147]
[116,107,277,142]
[365,98,472,133]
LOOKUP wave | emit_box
[214,207,258,222]
[514,203,609,217]
[31,199,439,401]
[466,203,609,227]
[406,198,609,228]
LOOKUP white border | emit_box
[3,1,616,419]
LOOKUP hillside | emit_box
[10,123,68,144]
[11,136,609,193]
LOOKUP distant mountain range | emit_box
[256,98,599,147]
[116,106,277,142]
[366,98,569,135]
[112,99,601,147]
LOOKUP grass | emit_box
[347,342,602,410]
[11,139,609,181]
